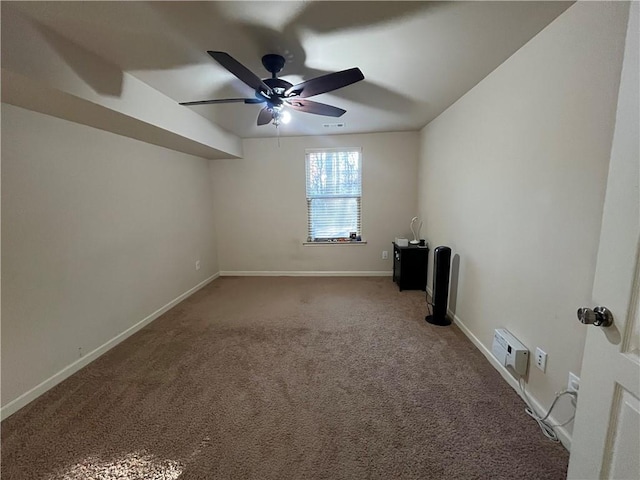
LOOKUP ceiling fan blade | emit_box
[179,98,264,106]
[257,107,273,126]
[285,98,346,117]
[285,68,364,98]
[208,51,272,95]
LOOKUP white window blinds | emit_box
[305,148,362,241]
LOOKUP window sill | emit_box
[303,241,368,246]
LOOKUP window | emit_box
[305,147,362,242]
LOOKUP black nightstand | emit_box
[393,242,428,291]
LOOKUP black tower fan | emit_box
[426,246,452,326]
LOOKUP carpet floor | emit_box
[1,276,569,479]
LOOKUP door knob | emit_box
[577,306,613,327]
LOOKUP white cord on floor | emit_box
[518,377,578,442]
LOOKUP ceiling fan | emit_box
[179,51,365,126]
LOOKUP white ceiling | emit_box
[8,1,572,139]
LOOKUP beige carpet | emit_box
[1,276,569,479]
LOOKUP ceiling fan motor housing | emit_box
[258,77,294,106]
[261,54,286,76]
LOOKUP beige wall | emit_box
[211,132,419,273]
[1,104,218,408]
[1,4,241,159]
[417,1,629,441]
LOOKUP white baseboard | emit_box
[0,273,219,420]
[219,271,392,277]
[3,274,570,452]
[426,288,572,450]
[451,312,572,450]
[448,310,571,452]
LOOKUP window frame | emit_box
[304,147,364,245]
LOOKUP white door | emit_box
[567,3,640,479]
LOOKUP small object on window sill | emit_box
[303,239,367,246]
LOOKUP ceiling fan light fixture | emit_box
[271,107,291,126]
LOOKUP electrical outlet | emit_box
[534,347,547,372]
[382,250,388,260]
[195,260,201,271]
[568,372,580,393]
